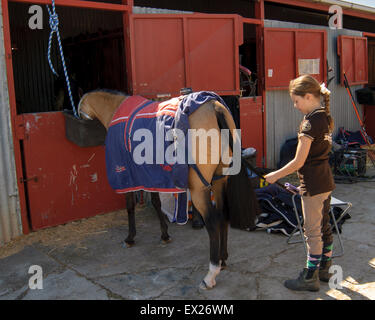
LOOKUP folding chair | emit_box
[287,194,352,257]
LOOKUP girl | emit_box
[265,75,335,292]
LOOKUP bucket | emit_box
[63,110,107,147]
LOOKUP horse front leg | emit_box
[124,192,136,247]
[151,192,171,244]
[190,188,222,290]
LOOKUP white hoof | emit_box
[199,280,215,290]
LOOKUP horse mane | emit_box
[85,89,128,107]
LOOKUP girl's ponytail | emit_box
[320,83,334,132]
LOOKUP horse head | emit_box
[78,90,127,129]
[78,93,95,121]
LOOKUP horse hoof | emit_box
[161,237,172,245]
[122,241,134,248]
[199,280,214,290]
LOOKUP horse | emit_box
[77,90,257,289]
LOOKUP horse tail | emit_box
[214,101,260,230]
[213,102,237,152]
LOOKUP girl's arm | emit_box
[265,135,312,184]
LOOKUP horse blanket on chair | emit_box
[105,91,229,224]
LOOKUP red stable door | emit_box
[239,97,264,167]
[20,112,125,230]
[128,13,243,98]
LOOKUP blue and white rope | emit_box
[46,0,79,118]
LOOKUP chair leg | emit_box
[330,202,352,257]
[330,208,344,258]
[287,194,308,256]
[334,203,352,225]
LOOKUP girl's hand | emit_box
[264,172,280,184]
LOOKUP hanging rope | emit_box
[46,0,79,118]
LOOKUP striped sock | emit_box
[322,243,333,261]
[306,254,321,270]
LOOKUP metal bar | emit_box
[9,0,129,12]
[128,14,137,94]
[1,0,30,235]
[255,0,265,21]
[234,17,241,93]
[330,209,344,257]
[255,0,266,167]
[125,0,133,11]
[286,194,307,255]
[241,17,262,25]
[122,0,133,94]
[334,203,352,226]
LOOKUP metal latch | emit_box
[20,176,38,183]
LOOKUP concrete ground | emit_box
[1,172,374,300]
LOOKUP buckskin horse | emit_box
[77,90,258,289]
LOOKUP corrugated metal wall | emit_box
[132,6,193,14]
[134,0,255,17]
[0,2,22,246]
[9,2,124,114]
[264,20,364,168]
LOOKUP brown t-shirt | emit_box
[297,107,335,196]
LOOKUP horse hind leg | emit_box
[212,179,229,270]
[190,188,222,290]
[151,192,171,244]
[124,192,136,247]
[219,220,229,270]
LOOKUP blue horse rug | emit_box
[105,91,229,224]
